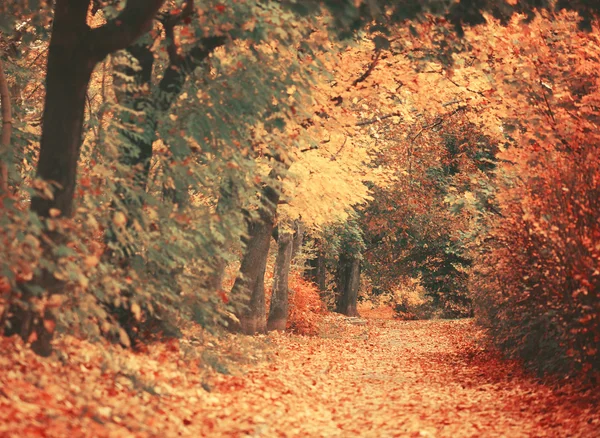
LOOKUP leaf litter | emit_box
[1,313,599,437]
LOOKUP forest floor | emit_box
[1,307,600,437]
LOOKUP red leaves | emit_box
[1,319,599,436]
[286,274,326,336]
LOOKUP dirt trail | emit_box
[1,316,599,437]
[210,317,599,438]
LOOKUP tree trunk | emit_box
[30,9,95,217]
[0,56,11,194]
[231,185,279,335]
[267,227,293,331]
[6,2,96,355]
[336,253,360,316]
[306,239,326,292]
[291,221,304,261]
[32,0,166,216]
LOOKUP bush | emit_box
[472,145,600,376]
[286,273,326,335]
[391,277,439,320]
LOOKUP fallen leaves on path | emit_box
[1,316,599,437]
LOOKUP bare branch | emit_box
[445,75,489,99]
[330,136,348,161]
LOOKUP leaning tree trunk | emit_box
[231,184,279,335]
[6,0,165,355]
[267,227,293,331]
[0,56,11,194]
[336,253,360,317]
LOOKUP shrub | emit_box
[286,273,326,336]
[391,277,439,320]
[472,145,600,376]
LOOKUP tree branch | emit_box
[351,49,381,87]
[159,0,195,64]
[156,36,227,112]
[89,0,166,59]
[0,56,12,193]
[410,106,467,142]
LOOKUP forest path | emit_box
[2,316,600,437]
[204,317,599,438]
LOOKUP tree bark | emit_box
[291,221,304,260]
[336,253,360,316]
[0,56,11,194]
[305,239,326,292]
[267,227,293,331]
[32,0,165,218]
[231,184,279,335]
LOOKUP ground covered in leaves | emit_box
[1,310,599,437]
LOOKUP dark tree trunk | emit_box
[8,1,95,356]
[291,221,304,261]
[267,227,293,331]
[231,185,279,335]
[6,0,166,355]
[305,239,326,292]
[30,4,95,217]
[0,56,12,194]
[336,253,360,317]
[32,0,165,217]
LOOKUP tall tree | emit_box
[9,0,166,355]
[231,178,280,335]
[32,0,165,218]
[267,224,293,331]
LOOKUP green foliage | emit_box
[1,0,323,345]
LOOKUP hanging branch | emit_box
[0,56,12,193]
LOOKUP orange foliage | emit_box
[286,273,327,336]
[357,303,396,320]
[1,319,599,436]
[468,13,600,376]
